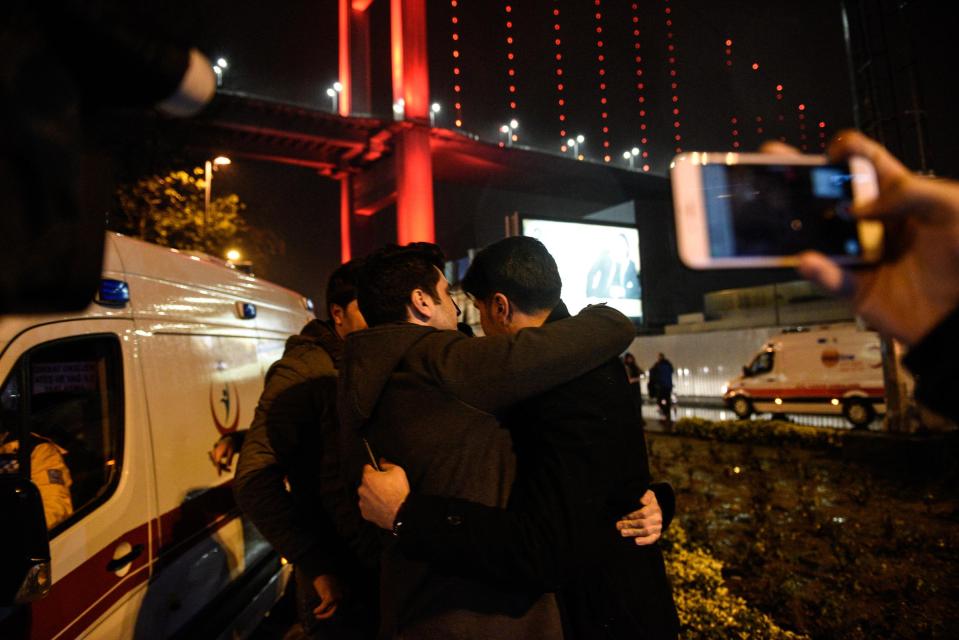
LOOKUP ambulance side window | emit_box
[0,335,123,534]
[747,351,774,376]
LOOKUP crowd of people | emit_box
[206,130,959,640]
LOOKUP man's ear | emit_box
[490,292,511,326]
[330,303,345,327]
[407,288,433,322]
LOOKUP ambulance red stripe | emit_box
[21,481,239,640]
[731,385,885,399]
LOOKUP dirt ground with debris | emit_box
[647,428,959,639]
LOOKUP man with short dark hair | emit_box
[358,236,679,639]
[337,242,637,639]
[232,259,378,639]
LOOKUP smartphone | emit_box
[670,152,882,268]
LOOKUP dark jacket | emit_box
[233,320,375,583]
[395,303,679,639]
[903,305,959,424]
[648,358,674,397]
[337,305,636,639]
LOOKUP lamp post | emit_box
[567,134,585,160]
[623,146,640,169]
[212,57,228,88]
[500,119,519,147]
[326,81,343,113]
[430,102,441,126]
[204,156,232,245]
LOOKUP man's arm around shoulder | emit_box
[422,305,636,413]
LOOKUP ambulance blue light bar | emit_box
[95,279,130,307]
[235,301,257,319]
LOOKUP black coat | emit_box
[233,320,377,581]
[338,305,637,639]
[903,305,959,424]
[398,303,679,639]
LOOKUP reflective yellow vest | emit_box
[0,435,74,528]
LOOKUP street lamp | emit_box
[204,156,232,244]
[500,119,519,147]
[623,146,640,169]
[567,134,585,160]
[212,57,228,87]
[430,102,441,126]
[326,81,342,113]
[225,249,242,262]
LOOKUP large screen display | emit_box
[522,217,642,320]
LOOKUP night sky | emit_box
[195,0,853,171]
[139,1,856,312]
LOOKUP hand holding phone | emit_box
[671,151,881,268]
[798,130,959,347]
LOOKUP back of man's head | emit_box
[462,236,561,314]
[326,258,364,318]
[358,242,446,327]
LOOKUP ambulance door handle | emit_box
[106,543,144,573]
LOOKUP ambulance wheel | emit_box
[730,397,753,420]
[843,399,874,429]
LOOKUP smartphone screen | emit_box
[702,162,861,258]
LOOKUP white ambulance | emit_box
[0,233,314,639]
[723,324,886,428]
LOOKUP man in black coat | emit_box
[338,242,639,639]
[232,261,379,639]
[358,237,679,639]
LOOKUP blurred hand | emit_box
[358,460,410,530]
[616,489,663,546]
[762,131,959,346]
[312,574,343,620]
[208,436,236,476]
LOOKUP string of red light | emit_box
[724,38,739,150]
[450,0,463,128]
[552,2,569,153]
[630,2,650,172]
[798,102,808,152]
[773,82,786,142]
[504,3,519,142]
[592,0,611,162]
[664,0,682,154]
[438,4,830,162]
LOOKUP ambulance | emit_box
[0,233,314,639]
[723,324,886,428]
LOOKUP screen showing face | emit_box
[522,218,642,320]
[702,162,861,258]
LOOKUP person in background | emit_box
[622,352,646,422]
[0,432,73,530]
[1,378,74,529]
[648,353,675,426]
[784,130,959,424]
[232,260,378,640]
